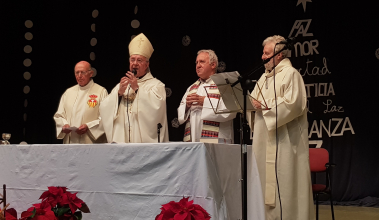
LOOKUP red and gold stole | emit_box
[183,79,220,142]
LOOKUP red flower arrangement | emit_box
[155,197,211,220]
[1,204,18,220]
[2,186,90,220]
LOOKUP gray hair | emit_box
[262,35,288,58]
[197,49,218,71]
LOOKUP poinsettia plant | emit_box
[19,186,90,220]
[155,197,211,220]
[1,204,18,220]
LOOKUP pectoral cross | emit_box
[138,37,144,48]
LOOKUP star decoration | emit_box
[297,0,312,12]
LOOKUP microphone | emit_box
[276,37,295,50]
[132,69,137,75]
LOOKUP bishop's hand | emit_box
[118,77,129,96]
[126,71,139,91]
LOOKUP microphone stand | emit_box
[231,45,289,220]
[157,123,162,143]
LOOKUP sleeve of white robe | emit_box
[135,82,168,142]
[99,84,121,143]
[53,91,70,139]
[177,86,191,125]
[86,88,108,140]
[249,74,267,133]
[201,96,237,122]
[262,68,307,131]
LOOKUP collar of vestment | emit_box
[137,71,153,83]
[79,79,94,90]
[199,77,212,84]
[265,58,292,78]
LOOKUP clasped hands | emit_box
[186,94,205,109]
[62,124,88,135]
[118,71,139,96]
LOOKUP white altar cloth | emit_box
[0,142,264,220]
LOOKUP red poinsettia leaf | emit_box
[39,191,52,200]
[35,209,57,220]
[161,209,176,220]
[59,187,68,193]
[4,208,17,218]
[155,210,165,220]
[161,203,171,210]
[155,214,163,220]
[190,210,211,220]
[33,203,42,209]
[174,211,191,220]
[167,202,183,213]
[68,193,83,207]
[68,203,78,215]
[22,207,36,218]
[61,192,83,213]
[20,210,33,218]
[60,194,69,205]
[187,200,194,207]
[192,204,210,216]
[78,202,90,213]
[48,187,61,196]
[178,197,190,207]
[27,206,36,212]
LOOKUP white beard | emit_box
[264,60,274,72]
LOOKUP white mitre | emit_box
[129,33,154,59]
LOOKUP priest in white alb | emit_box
[177,49,236,143]
[54,61,108,144]
[100,33,168,143]
[249,35,315,220]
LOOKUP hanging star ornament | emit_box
[297,0,312,12]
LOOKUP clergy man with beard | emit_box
[249,35,315,220]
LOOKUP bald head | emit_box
[75,61,91,70]
[74,61,93,87]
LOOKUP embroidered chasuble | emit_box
[178,78,236,143]
[249,58,315,220]
[100,72,169,143]
[54,79,108,144]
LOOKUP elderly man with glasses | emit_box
[54,61,108,144]
[100,33,168,143]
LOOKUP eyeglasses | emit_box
[129,58,146,64]
[75,70,90,76]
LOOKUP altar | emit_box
[0,142,264,219]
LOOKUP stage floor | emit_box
[319,205,379,219]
